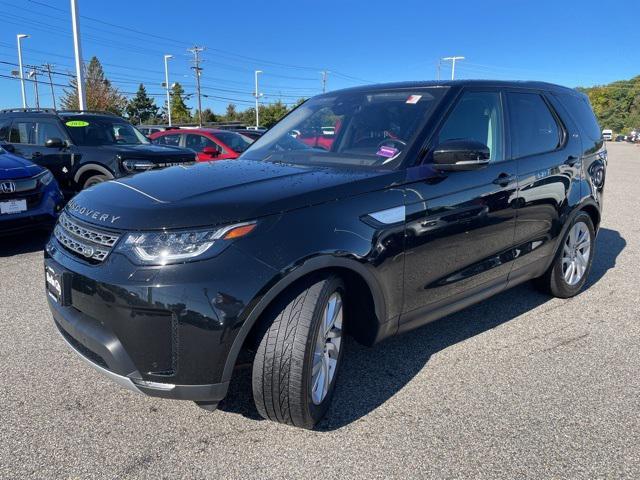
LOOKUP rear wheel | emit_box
[535,212,595,298]
[252,275,345,429]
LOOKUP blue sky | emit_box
[0,0,638,113]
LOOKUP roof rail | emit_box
[0,108,57,114]
[58,109,121,116]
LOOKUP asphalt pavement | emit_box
[1,142,638,479]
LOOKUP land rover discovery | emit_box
[44,81,606,429]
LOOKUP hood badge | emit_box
[67,200,121,224]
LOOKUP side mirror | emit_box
[202,146,220,157]
[45,137,65,149]
[432,140,490,171]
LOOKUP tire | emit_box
[534,212,595,298]
[252,275,345,429]
[82,174,110,189]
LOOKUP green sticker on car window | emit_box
[65,120,89,127]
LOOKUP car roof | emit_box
[0,109,123,119]
[320,80,580,96]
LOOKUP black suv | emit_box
[0,109,195,194]
[44,81,606,429]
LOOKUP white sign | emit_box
[0,199,27,215]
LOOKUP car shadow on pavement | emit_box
[191,227,622,429]
[0,230,51,257]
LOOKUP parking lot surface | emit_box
[0,143,638,479]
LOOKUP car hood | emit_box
[90,144,194,159]
[67,159,399,230]
[0,151,42,180]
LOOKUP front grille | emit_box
[0,190,43,208]
[54,212,120,263]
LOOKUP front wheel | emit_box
[82,174,110,189]
[252,275,345,429]
[535,212,595,298]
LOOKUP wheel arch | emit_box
[221,256,389,383]
[73,164,115,185]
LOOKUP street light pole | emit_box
[254,70,262,128]
[442,56,465,80]
[16,34,29,108]
[164,54,173,126]
[70,0,87,110]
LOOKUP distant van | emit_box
[602,129,613,141]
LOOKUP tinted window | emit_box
[214,131,251,153]
[508,93,561,158]
[0,119,11,141]
[559,94,601,142]
[10,121,35,144]
[437,91,504,162]
[185,134,217,152]
[63,116,149,146]
[154,134,181,147]
[35,121,65,145]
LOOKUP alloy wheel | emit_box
[310,292,343,405]
[561,221,591,286]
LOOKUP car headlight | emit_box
[122,159,155,172]
[36,170,54,186]
[117,221,256,265]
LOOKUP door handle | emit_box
[565,155,579,166]
[492,173,516,187]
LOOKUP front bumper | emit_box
[0,182,63,235]
[45,235,278,403]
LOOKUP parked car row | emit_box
[0,109,262,235]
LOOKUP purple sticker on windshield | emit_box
[376,146,399,158]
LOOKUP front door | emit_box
[400,89,518,330]
[8,118,74,190]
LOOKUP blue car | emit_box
[0,145,63,235]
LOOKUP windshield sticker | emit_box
[406,95,422,104]
[376,146,399,158]
[65,120,89,127]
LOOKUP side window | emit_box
[34,121,66,145]
[437,91,504,162]
[0,119,11,141]
[185,134,219,152]
[558,94,601,142]
[155,134,181,146]
[9,120,36,144]
[507,93,561,158]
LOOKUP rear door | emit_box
[8,117,74,190]
[400,88,518,329]
[505,90,582,284]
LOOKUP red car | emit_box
[149,128,253,162]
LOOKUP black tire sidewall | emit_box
[302,277,346,426]
[551,213,596,297]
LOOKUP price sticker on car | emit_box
[65,120,90,127]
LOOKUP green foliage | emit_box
[578,76,640,133]
[61,56,126,114]
[170,82,191,124]
[126,84,158,124]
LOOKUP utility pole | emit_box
[321,70,329,93]
[163,54,173,126]
[16,34,29,108]
[28,70,40,109]
[442,56,465,80]
[43,64,56,109]
[70,0,87,110]
[254,70,262,128]
[188,46,204,127]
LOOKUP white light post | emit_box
[164,54,173,126]
[254,70,263,128]
[442,56,465,80]
[70,0,86,110]
[16,34,29,108]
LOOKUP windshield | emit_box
[63,116,150,146]
[214,131,252,153]
[242,87,446,168]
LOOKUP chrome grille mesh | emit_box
[54,212,120,262]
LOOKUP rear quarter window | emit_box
[558,94,602,142]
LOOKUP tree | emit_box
[60,56,126,114]
[126,84,158,124]
[224,103,238,122]
[196,108,218,123]
[579,75,640,133]
[260,100,290,128]
[169,82,191,124]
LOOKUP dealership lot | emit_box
[0,142,638,479]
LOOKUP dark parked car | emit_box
[44,81,606,429]
[0,109,196,194]
[0,145,63,235]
